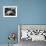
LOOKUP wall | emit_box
[0,0,46,44]
[0,0,18,44]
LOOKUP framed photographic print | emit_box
[18,24,46,42]
[3,6,17,17]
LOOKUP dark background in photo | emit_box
[5,8,16,16]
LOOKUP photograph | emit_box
[18,24,46,46]
[3,6,17,17]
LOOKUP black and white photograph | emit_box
[3,6,17,17]
[18,24,46,46]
